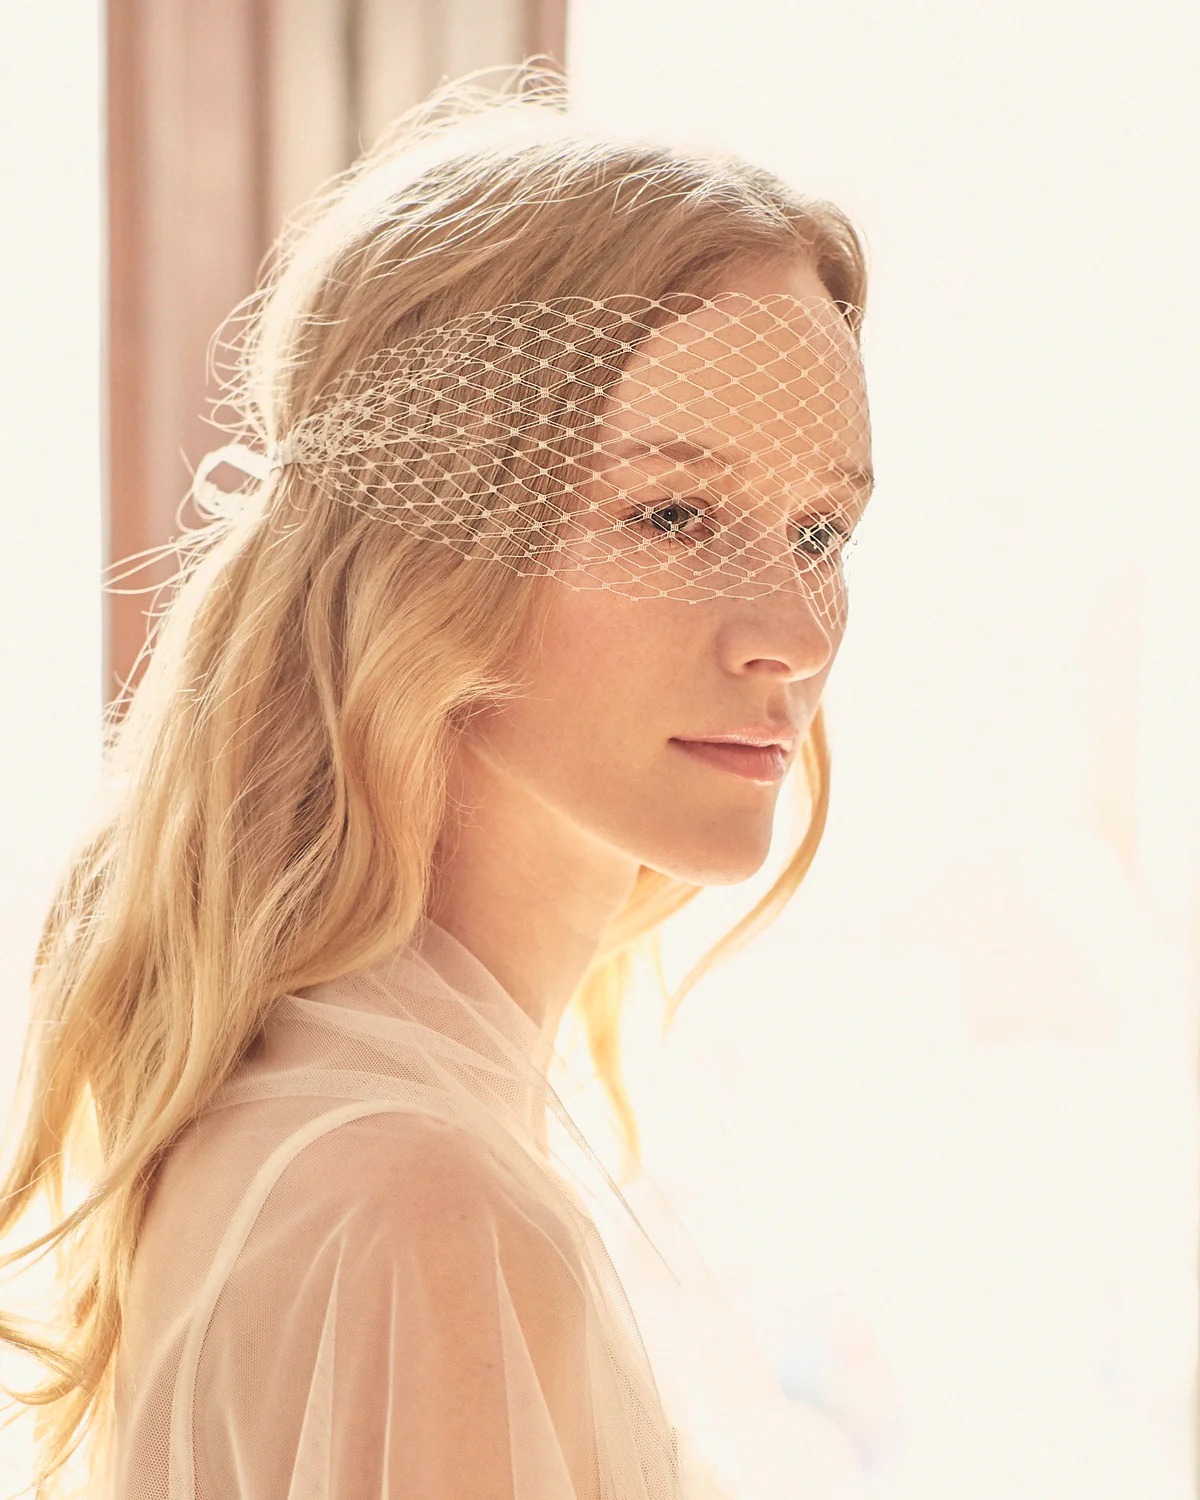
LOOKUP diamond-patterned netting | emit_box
[264,292,874,625]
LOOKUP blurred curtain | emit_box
[104,0,565,704]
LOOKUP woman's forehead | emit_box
[595,298,871,473]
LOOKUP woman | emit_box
[0,65,874,1499]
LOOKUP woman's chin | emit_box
[642,828,775,887]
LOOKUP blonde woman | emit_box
[0,65,875,1500]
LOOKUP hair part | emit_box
[0,60,865,1496]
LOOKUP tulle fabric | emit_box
[106,917,866,1499]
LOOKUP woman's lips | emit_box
[669,739,789,783]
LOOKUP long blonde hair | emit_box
[0,63,867,1497]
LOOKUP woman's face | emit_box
[452,256,873,892]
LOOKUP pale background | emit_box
[1,2,1196,1497]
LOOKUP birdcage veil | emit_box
[193,289,874,646]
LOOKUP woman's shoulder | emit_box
[249,1102,585,1283]
[277,1104,534,1217]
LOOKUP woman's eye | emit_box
[796,519,850,560]
[625,499,849,561]
[627,499,709,543]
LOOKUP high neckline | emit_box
[407,913,556,1069]
[288,914,558,1145]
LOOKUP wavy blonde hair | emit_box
[0,62,868,1498]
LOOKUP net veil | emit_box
[196,292,874,645]
[106,917,867,1500]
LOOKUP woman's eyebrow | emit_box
[603,433,740,468]
[819,460,875,497]
[600,430,875,497]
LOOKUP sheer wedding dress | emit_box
[106,916,867,1499]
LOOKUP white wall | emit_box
[0,10,104,1033]
[564,4,1198,1496]
[0,6,102,1490]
